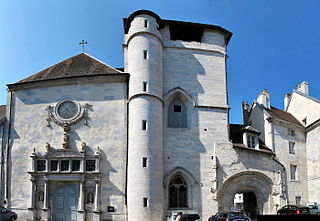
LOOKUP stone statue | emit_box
[62,133,69,149]
[32,147,37,155]
[63,122,70,133]
[45,143,51,153]
[38,191,44,202]
[80,141,87,153]
[87,192,94,204]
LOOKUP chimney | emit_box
[257,89,270,109]
[242,101,250,125]
[297,81,309,95]
[284,93,291,111]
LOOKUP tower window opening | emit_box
[143,81,148,92]
[144,19,148,28]
[169,24,203,42]
[174,105,181,112]
[142,120,147,130]
[143,50,148,60]
[143,197,148,207]
[142,157,148,167]
[168,98,187,128]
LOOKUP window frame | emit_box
[289,141,295,154]
[290,164,298,180]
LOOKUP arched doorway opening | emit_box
[218,171,273,215]
[234,191,257,219]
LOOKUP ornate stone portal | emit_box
[27,100,100,221]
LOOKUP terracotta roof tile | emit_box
[267,106,303,127]
[17,53,123,83]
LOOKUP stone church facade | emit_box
[0,10,317,221]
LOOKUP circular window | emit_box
[56,100,80,120]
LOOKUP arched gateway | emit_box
[218,171,274,216]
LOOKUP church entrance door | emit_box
[53,185,78,221]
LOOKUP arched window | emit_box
[168,98,187,128]
[169,175,187,208]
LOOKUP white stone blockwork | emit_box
[3,9,319,221]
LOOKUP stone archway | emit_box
[218,171,273,215]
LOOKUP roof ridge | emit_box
[16,53,124,84]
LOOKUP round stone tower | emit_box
[125,10,164,221]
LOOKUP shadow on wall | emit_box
[163,46,226,218]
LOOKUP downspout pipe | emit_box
[0,116,6,206]
[4,89,13,207]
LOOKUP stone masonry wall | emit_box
[7,77,127,220]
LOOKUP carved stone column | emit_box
[28,178,36,220]
[94,179,100,212]
[77,179,85,221]
[79,180,85,211]
[43,178,48,210]
[41,178,49,221]
[93,178,101,221]
[30,178,36,208]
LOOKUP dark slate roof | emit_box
[0,105,6,120]
[17,53,123,84]
[266,106,303,127]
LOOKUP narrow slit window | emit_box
[143,50,148,60]
[142,157,148,167]
[144,19,148,28]
[142,120,147,130]
[143,81,148,92]
[143,197,148,207]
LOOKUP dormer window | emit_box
[243,132,258,149]
[247,135,256,148]
[288,129,295,136]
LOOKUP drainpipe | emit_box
[4,89,13,207]
[0,117,5,206]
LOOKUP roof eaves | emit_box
[7,73,129,89]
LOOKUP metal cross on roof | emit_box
[79,40,87,53]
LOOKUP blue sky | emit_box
[1,0,320,124]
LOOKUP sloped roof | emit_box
[16,53,124,84]
[266,106,303,127]
[0,105,6,120]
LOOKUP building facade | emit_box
[0,10,318,221]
